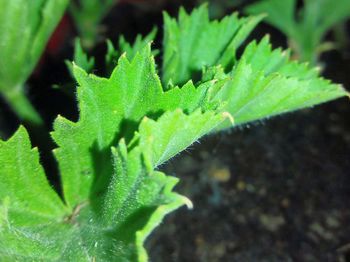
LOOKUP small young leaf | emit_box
[138,109,228,167]
[120,27,158,60]
[106,28,158,75]
[66,38,95,75]
[98,140,191,261]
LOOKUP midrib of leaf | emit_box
[179,10,202,80]
[154,113,182,167]
[73,229,92,261]
[57,225,91,261]
[52,124,84,209]
[15,131,25,189]
[261,83,302,114]
[12,135,61,220]
[111,169,145,226]
[85,87,105,148]
[125,54,147,119]
[232,75,279,118]
[154,113,220,167]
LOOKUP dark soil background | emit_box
[0,1,349,261]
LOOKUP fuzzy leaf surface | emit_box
[0,127,69,260]
[0,127,190,261]
[52,45,214,208]
[138,109,227,167]
[211,38,348,128]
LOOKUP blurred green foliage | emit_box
[69,0,118,49]
[0,0,68,129]
[246,0,350,65]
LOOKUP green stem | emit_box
[2,85,43,127]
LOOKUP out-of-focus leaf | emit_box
[162,4,263,86]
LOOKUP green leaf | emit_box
[97,139,191,261]
[66,38,95,75]
[0,0,68,126]
[0,127,190,261]
[1,5,348,261]
[138,109,227,167]
[106,28,158,76]
[119,28,159,60]
[211,38,348,128]
[162,4,263,86]
[52,44,213,209]
[0,126,69,260]
[0,126,67,222]
[239,36,318,79]
[300,0,350,41]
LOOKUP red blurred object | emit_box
[46,14,72,56]
[119,0,149,3]
[119,0,166,9]
[33,14,72,76]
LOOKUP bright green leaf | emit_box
[0,126,67,221]
[0,126,69,260]
[212,38,348,128]
[0,127,190,261]
[138,109,228,167]
[1,5,348,261]
[52,45,214,209]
